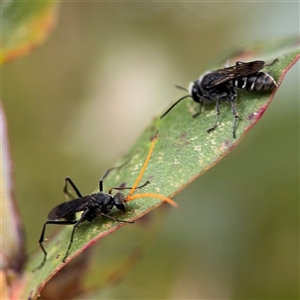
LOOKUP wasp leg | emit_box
[63,177,83,199]
[99,158,131,192]
[207,99,220,134]
[265,58,278,67]
[192,101,203,118]
[230,98,240,138]
[33,219,78,271]
[108,180,150,194]
[100,212,134,224]
[61,208,94,263]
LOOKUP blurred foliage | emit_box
[1,1,59,63]
[2,2,299,299]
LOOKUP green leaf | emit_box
[1,1,59,64]
[22,37,299,300]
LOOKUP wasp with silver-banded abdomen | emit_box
[161,59,278,138]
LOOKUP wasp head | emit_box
[113,192,127,211]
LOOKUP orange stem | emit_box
[127,135,157,198]
[127,193,178,208]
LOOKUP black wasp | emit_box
[161,60,278,138]
[34,135,177,270]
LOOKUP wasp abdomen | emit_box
[233,71,277,91]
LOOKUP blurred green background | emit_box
[2,2,299,299]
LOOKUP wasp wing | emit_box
[207,60,266,88]
[47,196,92,220]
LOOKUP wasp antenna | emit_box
[127,193,178,208]
[160,95,191,119]
[127,135,157,199]
[175,84,189,92]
